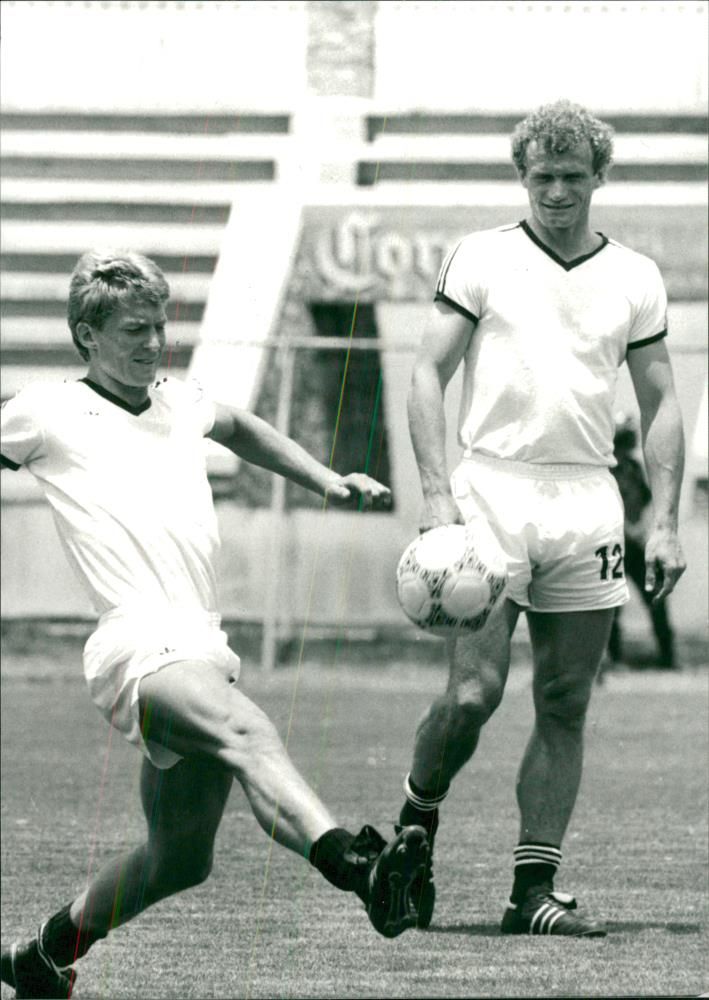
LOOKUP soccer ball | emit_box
[396,523,507,636]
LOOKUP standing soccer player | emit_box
[0,250,429,1000]
[397,100,686,935]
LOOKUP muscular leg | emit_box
[69,755,232,935]
[138,661,337,856]
[517,608,615,845]
[7,660,421,987]
[398,600,520,929]
[136,662,426,938]
[410,599,520,791]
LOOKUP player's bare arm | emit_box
[408,300,475,531]
[627,338,687,602]
[207,403,391,510]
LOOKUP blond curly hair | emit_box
[511,100,614,180]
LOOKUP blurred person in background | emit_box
[607,415,678,669]
[397,100,686,939]
[0,250,428,1000]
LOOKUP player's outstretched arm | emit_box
[408,301,475,532]
[207,404,391,510]
[627,339,687,602]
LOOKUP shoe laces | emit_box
[346,824,387,868]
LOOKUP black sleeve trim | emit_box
[627,329,667,351]
[436,240,464,294]
[0,452,21,471]
[433,292,478,324]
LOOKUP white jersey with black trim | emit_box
[435,221,668,467]
[0,376,220,616]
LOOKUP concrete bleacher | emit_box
[0,111,290,394]
[1,100,706,637]
[357,112,708,186]
[2,104,706,403]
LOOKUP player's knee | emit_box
[453,675,504,728]
[176,850,214,889]
[536,674,592,727]
[149,842,215,894]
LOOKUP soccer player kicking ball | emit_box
[397,101,686,936]
[0,250,428,999]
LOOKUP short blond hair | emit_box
[68,250,170,361]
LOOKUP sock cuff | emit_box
[39,903,107,970]
[308,827,350,866]
[513,843,562,869]
[404,773,448,811]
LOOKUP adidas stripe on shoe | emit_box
[501,887,606,937]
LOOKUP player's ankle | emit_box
[399,773,446,837]
[510,843,561,904]
[39,903,107,969]
[309,826,380,895]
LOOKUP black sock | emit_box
[309,827,369,895]
[399,801,440,840]
[38,904,107,970]
[399,773,447,840]
[511,843,562,904]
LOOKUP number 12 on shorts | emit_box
[595,543,624,581]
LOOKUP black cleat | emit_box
[1,939,75,999]
[500,886,606,937]
[395,823,435,928]
[365,825,429,938]
[348,823,389,903]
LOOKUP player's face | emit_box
[86,296,167,388]
[521,140,601,232]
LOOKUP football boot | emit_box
[357,825,429,938]
[1,937,76,999]
[501,885,606,937]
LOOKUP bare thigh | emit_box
[446,598,521,703]
[527,608,615,706]
[138,659,280,770]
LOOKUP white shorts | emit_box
[83,607,241,770]
[451,454,629,613]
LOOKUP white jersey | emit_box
[435,222,668,467]
[1,377,220,616]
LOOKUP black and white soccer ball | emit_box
[396,523,507,636]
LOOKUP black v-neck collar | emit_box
[520,220,608,271]
[79,378,152,416]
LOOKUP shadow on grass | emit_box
[430,920,702,936]
[429,923,503,936]
[606,921,703,934]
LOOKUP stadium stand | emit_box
[358,112,708,186]
[2,108,706,406]
[0,111,290,398]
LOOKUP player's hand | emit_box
[324,473,392,511]
[419,493,464,534]
[644,526,686,603]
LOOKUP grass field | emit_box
[1,640,707,999]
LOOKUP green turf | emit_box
[1,651,707,999]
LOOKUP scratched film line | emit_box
[271,123,392,947]
[281,299,360,755]
[243,301,365,981]
[260,306,360,879]
[70,704,118,991]
[309,372,386,797]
